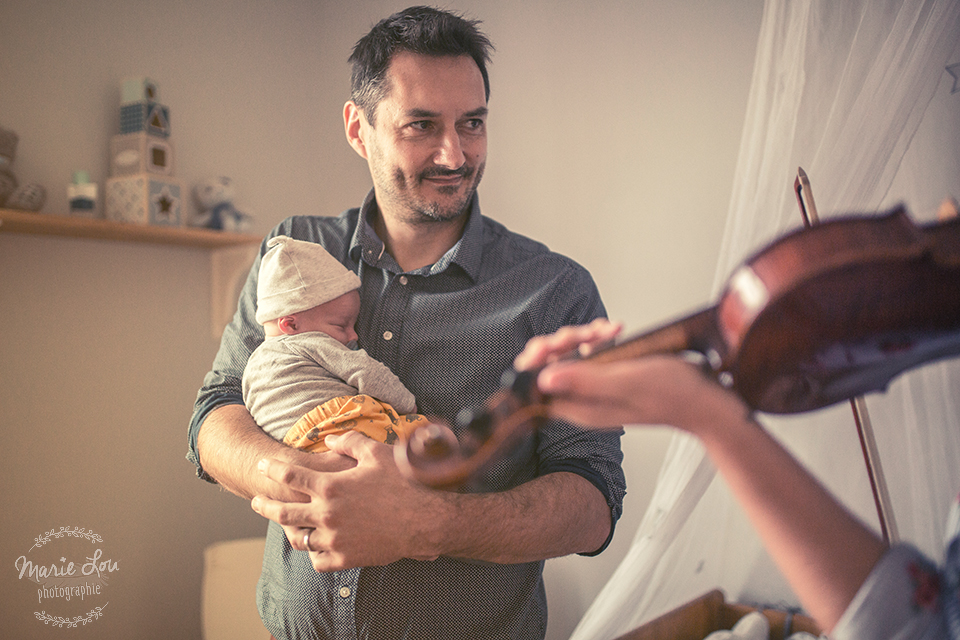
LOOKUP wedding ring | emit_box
[303,529,312,552]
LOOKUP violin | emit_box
[396,205,960,488]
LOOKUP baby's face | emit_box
[294,290,360,346]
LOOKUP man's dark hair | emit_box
[348,6,493,125]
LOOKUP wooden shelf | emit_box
[1,208,262,338]
[0,208,262,248]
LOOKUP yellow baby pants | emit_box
[282,394,430,453]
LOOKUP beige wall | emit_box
[0,1,762,638]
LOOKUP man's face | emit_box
[359,52,488,225]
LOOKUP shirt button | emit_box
[399,275,409,285]
[339,586,351,598]
[383,331,393,341]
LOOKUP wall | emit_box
[0,1,762,638]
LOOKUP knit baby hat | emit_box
[255,235,361,324]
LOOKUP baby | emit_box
[242,235,428,452]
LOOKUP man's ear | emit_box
[277,316,298,335]
[344,101,369,160]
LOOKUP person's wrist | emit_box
[680,381,752,438]
[689,389,754,442]
[415,487,460,560]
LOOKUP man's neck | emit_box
[373,209,468,272]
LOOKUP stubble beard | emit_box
[384,163,486,225]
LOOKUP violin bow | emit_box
[794,167,899,544]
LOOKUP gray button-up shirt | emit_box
[188,191,626,639]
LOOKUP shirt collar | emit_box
[349,189,483,282]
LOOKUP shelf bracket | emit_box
[210,244,259,338]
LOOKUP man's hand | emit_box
[251,431,447,572]
[198,404,357,502]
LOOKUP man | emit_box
[188,7,625,639]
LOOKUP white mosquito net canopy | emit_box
[571,1,960,638]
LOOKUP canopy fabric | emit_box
[570,1,960,638]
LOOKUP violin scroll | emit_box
[396,369,547,489]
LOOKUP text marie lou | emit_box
[15,548,118,582]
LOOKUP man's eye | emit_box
[409,121,431,131]
[460,119,485,134]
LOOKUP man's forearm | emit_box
[197,404,356,502]
[432,471,611,564]
[199,404,356,502]
[197,404,299,500]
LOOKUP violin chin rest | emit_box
[746,327,960,414]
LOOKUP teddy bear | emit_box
[191,176,252,232]
[0,125,46,211]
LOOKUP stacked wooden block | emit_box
[105,78,183,226]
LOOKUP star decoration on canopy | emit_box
[948,62,960,95]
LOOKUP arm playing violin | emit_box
[515,319,887,633]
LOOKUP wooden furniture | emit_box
[202,538,272,640]
[614,590,822,640]
[0,208,261,337]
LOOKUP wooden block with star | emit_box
[105,173,184,227]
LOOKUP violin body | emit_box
[398,206,960,488]
[678,205,959,412]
